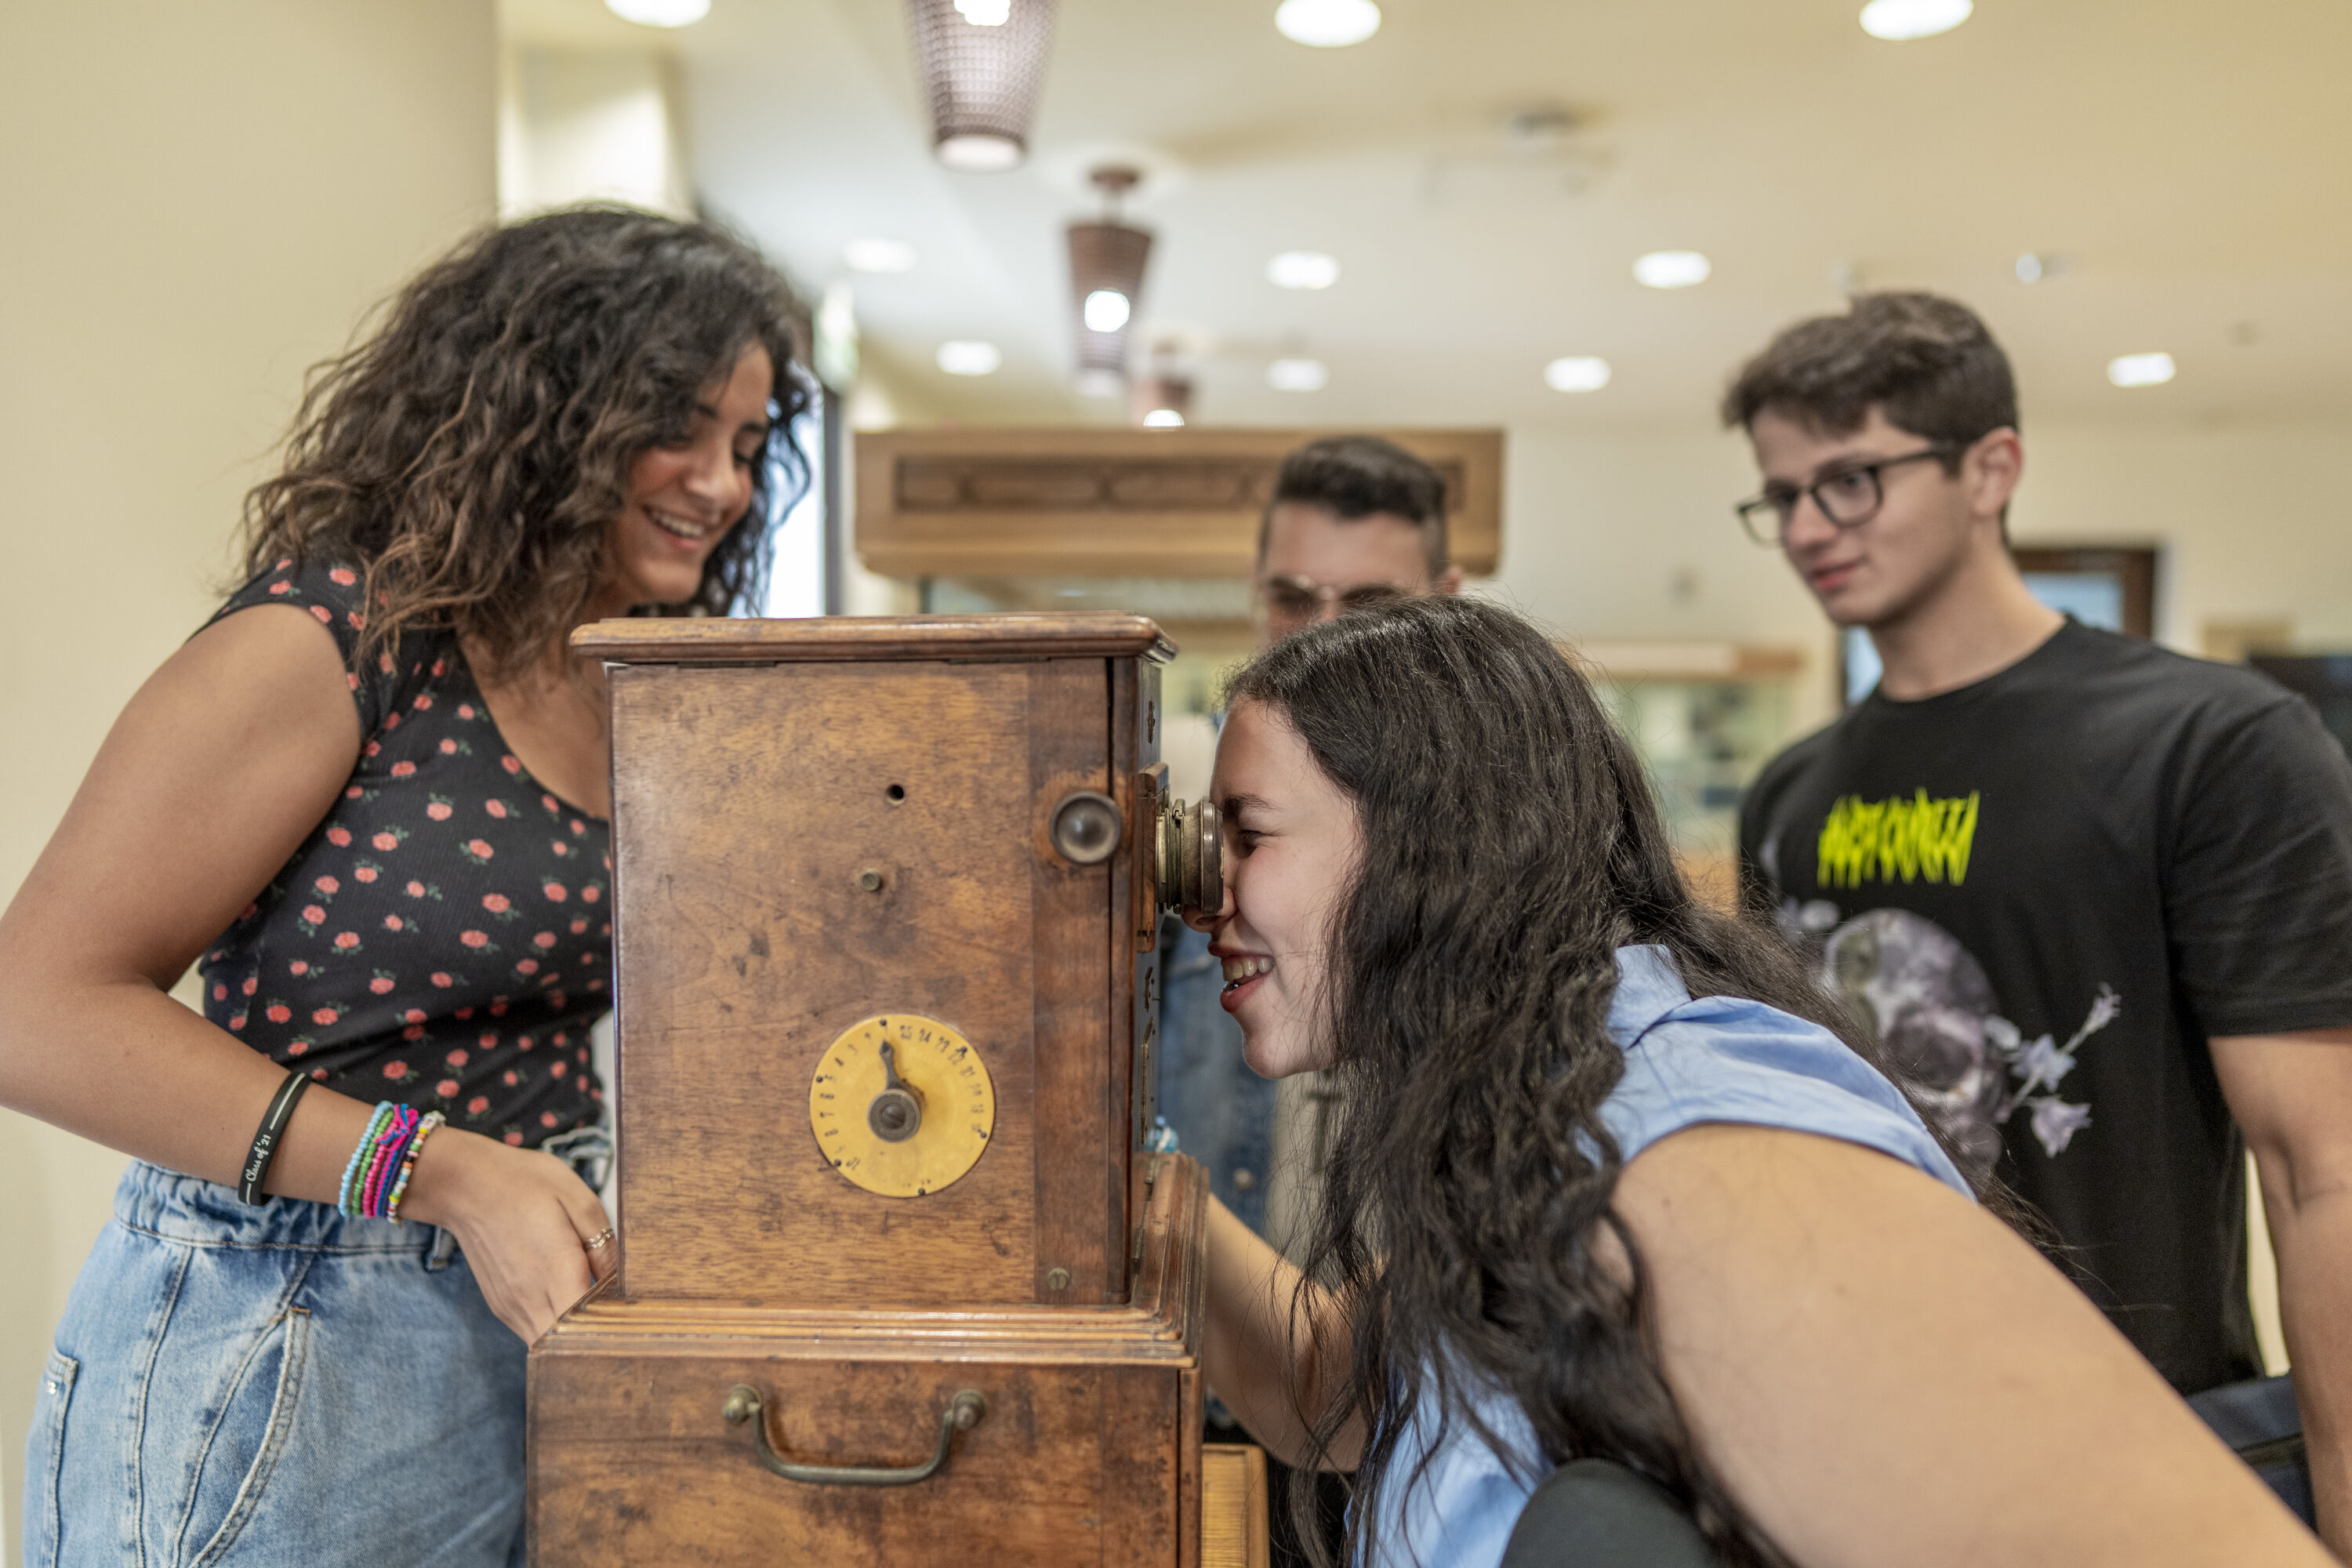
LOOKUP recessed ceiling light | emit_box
[1141,408,1186,428]
[1274,0,1381,48]
[954,0,1011,22]
[1267,251,1340,290]
[1268,358,1329,392]
[1544,357,1611,393]
[605,0,710,24]
[844,238,917,274]
[936,132,1025,172]
[937,340,1003,376]
[1633,251,1711,289]
[2107,353,2176,388]
[1082,290,1132,334]
[1859,0,1971,40]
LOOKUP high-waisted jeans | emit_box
[22,1160,530,1567]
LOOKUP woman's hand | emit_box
[401,1126,615,1343]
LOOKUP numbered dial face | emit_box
[808,1014,996,1199]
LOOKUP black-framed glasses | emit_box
[1254,574,1417,630]
[1733,445,1955,546]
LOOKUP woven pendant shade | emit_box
[906,0,1058,171]
[1067,220,1152,393]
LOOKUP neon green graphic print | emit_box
[1817,789,1981,889]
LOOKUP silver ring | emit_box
[583,1227,615,1252]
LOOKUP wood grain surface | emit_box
[1200,1446,1269,1568]
[573,612,1176,665]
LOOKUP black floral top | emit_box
[197,556,609,1147]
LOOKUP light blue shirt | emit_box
[1369,944,1972,1568]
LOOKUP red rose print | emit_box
[404,1008,426,1023]
[370,975,396,994]
[489,999,509,1015]
[571,919,588,935]
[554,1031,569,1046]
[582,886,601,903]
[330,567,357,586]
[314,875,339,895]
[551,841,568,857]
[346,673,360,693]
[459,703,477,719]
[383,1061,408,1080]
[541,1111,560,1127]
[326,826,352,848]
[301,904,327,925]
[447,1047,470,1066]
[550,1061,568,1079]
[467,1095,489,1114]
[482,893,510,913]
[390,760,416,778]
[437,1079,461,1098]
[314,1068,330,1080]
[289,960,308,976]
[344,785,363,800]
[533,931,557,949]
[570,819,586,835]
[241,976,258,996]
[383,713,401,730]
[377,652,395,673]
[439,739,458,755]
[480,1031,498,1049]
[383,914,403,931]
[354,866,378,884]
[229,1013,247,1031]
[268,580,291,596]
[413,693,434,710]
[311,1007,338,1025]
[549,991,568,1009]
[431,971,454,988]
[486,800,509,819]
[516,960,539,976]
[504,1131,524,1145]
[267,1004,291,1024]
[465,840,495,861]
[333,932,359,949]
[289,1040,310,1056]
[373,831,401,851]
[212,982,227,1001]
[460,930,489,948]
[543,794,560,813]
[518,1035,535,1051]
[426,800,453,821]
[431,659,446,677]
[308,604,332,625]
[543,882,567,902]
[362,740,382,759]
[503,1069,519,1086]
[348,611,365,630]
[408,880,428,896]
[501,755,521,775]
[402,1025,424,1041]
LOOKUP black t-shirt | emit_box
[1740,620,2352,1394]
[195,556,612,1147]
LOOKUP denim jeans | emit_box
[1156,917,1278,1234]
[22,1160,528,1567]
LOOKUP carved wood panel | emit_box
[856,426,1504,579]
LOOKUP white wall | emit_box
[1492,416,2352,726]
[0,5,495,1555]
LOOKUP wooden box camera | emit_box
[528,615,1254,1565]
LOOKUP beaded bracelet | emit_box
[339,1103,397,1213]
[384,1112,445,1224]
[340,1102,419,1218]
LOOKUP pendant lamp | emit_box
[906,0,1058,171]
[1068,166,1152,395]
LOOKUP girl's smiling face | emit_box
[1189,698,1362,1080]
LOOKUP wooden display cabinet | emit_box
[528,615,1251,1566]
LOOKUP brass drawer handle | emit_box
[720,1385,986,1487]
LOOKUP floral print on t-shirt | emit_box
[197,556,608,1147]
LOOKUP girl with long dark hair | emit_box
[1192,596,2324,1566]
[1,207,809,1565]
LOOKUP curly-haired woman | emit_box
[1,207,810,1566]
[1192,597,2327,1567]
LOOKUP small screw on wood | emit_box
[858,869,884,892]
[1046,1266,1071,1290]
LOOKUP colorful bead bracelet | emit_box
[339,1102,441,1221]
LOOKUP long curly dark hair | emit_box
[1225,597,1991,1567]
[241,205,812,684]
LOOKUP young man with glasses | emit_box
[1729,291,2352,1548]
[1160,434,1456,1562]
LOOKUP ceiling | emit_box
[501,0,2352,431]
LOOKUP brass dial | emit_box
[809,1014,996,1199]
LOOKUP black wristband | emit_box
[238,1069,314,1206]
